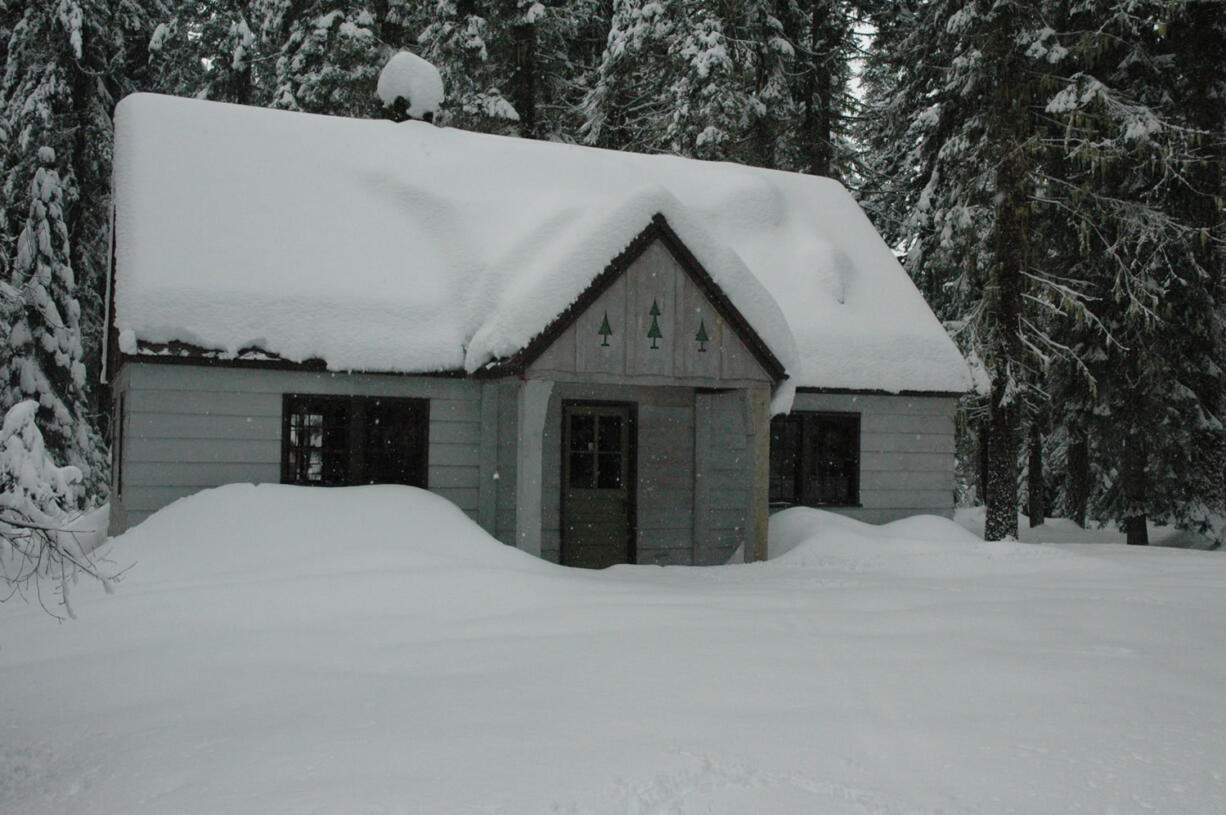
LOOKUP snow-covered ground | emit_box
[954,506,1223,549]
[2,485,1223,813]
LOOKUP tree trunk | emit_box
[1067,426,1089,528]
[984,396,1018,540]
[510,21,538,139]
[1123,431,1148,546]
[796,3,836,177]
[1027,421,1044,527]
[978,416,991,505]
[982,5,1029,542]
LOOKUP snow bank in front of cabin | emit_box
[112,94,971,391]
[769,507,981,563]
[2,487,1225,813]
[108,483,546,584]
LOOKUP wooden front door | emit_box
[562,403,635,568]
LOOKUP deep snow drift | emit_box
[2,486,1223,813]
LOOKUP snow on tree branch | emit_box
[1,400,117,619]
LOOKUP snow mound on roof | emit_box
[112,93,972,391]
[376,50,444,119]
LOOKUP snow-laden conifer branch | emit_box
[1,400,116,618]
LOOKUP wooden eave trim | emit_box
[119,347,466,378]
[475,213,788,382]
[795,386,968,398]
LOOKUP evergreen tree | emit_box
[863,1,1021,539]
[1,0,160,498]
[580,0,858,169]
[1039,0,1226,544]
[496,0,596,140]
[267,1,387,116]
[2,147,97,501]
[865,0,1224,540]
[150,0,273,105]
[778,0,857,177]
[581,0,684,151]
[411,1,520,133]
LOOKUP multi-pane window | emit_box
[282,395,427,487]
[566,411,626,490]
[769,412,860,507]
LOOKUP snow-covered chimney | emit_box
[377,50,445,124]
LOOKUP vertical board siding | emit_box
[494,382,519,544]
[693,390,752,565]
[527,239,771,388]
[636,401,695,564]
[787,391,958,523]
[113,363,484,531]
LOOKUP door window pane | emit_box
[569,452,595,488]
[597,415,622,451]
[597,451,622,488]
[570,414,595,452]
[568,410,628,490]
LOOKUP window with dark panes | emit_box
[566,411,626,490]
[769,412,859,507]
[282,395,427,487]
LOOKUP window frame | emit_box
[769,411,861,508]
[280,394,429,488]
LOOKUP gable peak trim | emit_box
[475,213,786,381]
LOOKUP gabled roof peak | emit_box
[478,212,787,381]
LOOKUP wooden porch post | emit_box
[515,378,553,557]
[747,385,771,562]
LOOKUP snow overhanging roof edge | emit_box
[110,92,974,394]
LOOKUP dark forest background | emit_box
[2,0,1222,543]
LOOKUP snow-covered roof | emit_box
[111,93,972,393]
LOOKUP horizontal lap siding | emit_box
[788,391,958,523]
[114,363,482,530]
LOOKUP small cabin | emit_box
[106,93,973,566]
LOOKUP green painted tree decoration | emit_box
[647,299,663,349]
[695,319,709,352]
[598,311,613,347]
